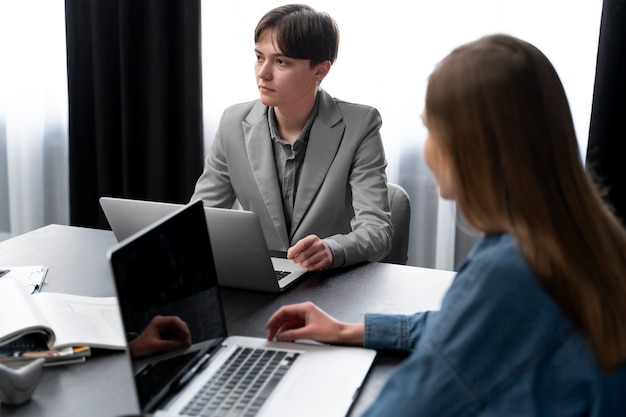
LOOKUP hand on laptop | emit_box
[287,235,333,271]
[129,315,192,358]
[266,302,364,346]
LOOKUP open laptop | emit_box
[107,200,376,417]
[100,197,307,292]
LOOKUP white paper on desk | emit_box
[0,277,127,351]
[0,277,53,345]
[0,265,48,293]
[33,293,127,350]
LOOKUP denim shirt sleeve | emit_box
[360,234,596,417]
[364,311,436,351]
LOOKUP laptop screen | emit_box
[110,201,227,346]
[108,201,378,417]
[109,201,230,410]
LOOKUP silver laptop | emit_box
[108,200,376,417]
[99,197,307,292]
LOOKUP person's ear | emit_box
[314,60,331,83]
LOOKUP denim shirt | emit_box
[363,233,626,416]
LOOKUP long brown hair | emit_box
[425,34,626,371]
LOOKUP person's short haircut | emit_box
[254,4,339,66]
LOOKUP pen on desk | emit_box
[0,269,10,278]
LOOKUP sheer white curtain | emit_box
[202,0,602,269]
[0,0,69,241]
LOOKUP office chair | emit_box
[382,183,411,265]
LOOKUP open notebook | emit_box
[100,197,307,292]
[107,200,376,417]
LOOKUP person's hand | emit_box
[287,235,332,271]
[129,315,192,358]
[266,302,364,346]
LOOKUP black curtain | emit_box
[65,0,204,229]
[587,0,626,227]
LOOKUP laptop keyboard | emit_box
[181,347,299,417]
[274,270,290,281]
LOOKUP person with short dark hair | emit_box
[266,34,626,415]
[191,4,392,271]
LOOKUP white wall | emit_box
[201,1,601,158]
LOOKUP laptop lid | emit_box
[108,201,227,411]
[108,201,377,417]
[100,197,307,292]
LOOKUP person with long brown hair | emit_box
[265,34,626,415]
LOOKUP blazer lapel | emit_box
[242,104,290,248]
[291,90,345,234]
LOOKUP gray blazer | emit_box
[191,89,392,267]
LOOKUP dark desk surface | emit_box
[0,224,454,417]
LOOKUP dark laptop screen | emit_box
[110,200,227,349]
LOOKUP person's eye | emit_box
[277,59,287,66]
[255,54,263,62]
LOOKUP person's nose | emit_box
[257,61,272,81]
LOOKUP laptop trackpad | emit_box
[286,374,351,404]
